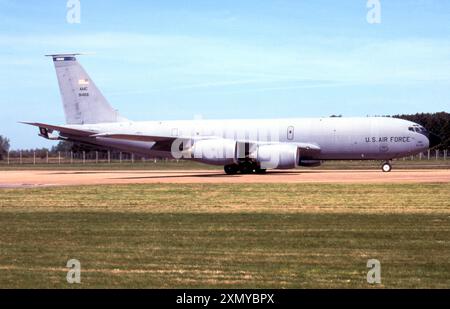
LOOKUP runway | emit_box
[0,169,449,187]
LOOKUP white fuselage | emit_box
[67,117,429,162]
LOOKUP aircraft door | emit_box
[287,126,294,140]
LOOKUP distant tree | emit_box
[0,135,10,160]
[50,141,74,153]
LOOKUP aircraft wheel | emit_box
[255,167,267,174]
[239,162,254,174]
[381,162,392,173]
[224,164,239,175]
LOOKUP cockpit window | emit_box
[409,125,428,134]
[409,125,428,136]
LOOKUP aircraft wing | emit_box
[21,122,321,153]
[289,142,320,151]
[93,132,321,151]
[90,133,183,142]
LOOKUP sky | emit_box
[0,0,449,149]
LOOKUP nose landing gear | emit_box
[381,162,392,172]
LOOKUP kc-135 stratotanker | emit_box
[22,54,441,174]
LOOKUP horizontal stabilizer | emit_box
[20,121,97,137]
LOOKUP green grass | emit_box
[1,183,449,288]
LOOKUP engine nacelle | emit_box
[191,139,237,165]
[255,144,300,169]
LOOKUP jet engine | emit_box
[191,139,237,165]
[255,144,300,169]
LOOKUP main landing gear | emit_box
[224,162,267,175]
[381,162,392,173]
[224,164,239,175]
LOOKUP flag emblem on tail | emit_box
[78,79,89,85]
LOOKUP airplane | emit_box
[22,54,441,174]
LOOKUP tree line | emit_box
[393,112,449,149]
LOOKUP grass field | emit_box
[1,183,449,288]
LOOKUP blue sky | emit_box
[0,0,449,149]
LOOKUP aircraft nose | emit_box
[428,132,442,149]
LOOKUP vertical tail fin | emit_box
[46,53,127,124]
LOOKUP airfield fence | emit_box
[0,149,449,165]
[0,151,167,165]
